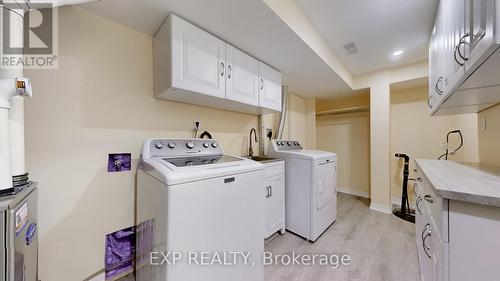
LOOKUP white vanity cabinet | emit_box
[414,159,500,281]
[154,14,282,114]
[263,160,286,239]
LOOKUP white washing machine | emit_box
[136,138,265,281]
[268,140,337,242]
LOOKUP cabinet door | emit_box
[465,0,496,72]
[171,15,226,99]
[448,0,467,90]
[420,222,435,281]
[225,45,259,106]
[258,62,282,112]
[265,175,285,235]
[429,2,447,110]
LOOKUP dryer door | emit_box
[316,161,336,210]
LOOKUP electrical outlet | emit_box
[266,128,273,140]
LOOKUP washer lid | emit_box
[162,155,242,167]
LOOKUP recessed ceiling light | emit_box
[392,50,404,56]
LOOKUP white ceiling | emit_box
[295,0,438,75]
[78,0,353,97]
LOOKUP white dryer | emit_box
[268,140,337,241]
[136,138,265,281]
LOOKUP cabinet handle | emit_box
[220,62,225,77]
[424,194,433,204]
[266,186,272,198]
[227,65,232,79]
[413,183,419,197]
[435,77,444,95]
[422,224,432,259]
[427,96,433,109]
[260,78,264,90]
[454,45,465,66]
[417,177,422,182]
[416,197,423,215]
[269,185,272,197]
[456,33,470,62]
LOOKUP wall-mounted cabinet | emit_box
[154,14,282,114]
[428,0,500,115]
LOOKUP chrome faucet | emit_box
[249,128,258,157]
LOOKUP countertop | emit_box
[415,159,500,208]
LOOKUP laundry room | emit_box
[1,1,500,281]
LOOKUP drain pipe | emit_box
[275,86,288,140]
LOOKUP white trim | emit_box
[337,187,370,198]
[369,202,392,214]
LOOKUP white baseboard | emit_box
[369,202,392,214]
[337,187,370,198]
[338,187,414,214]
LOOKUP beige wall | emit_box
[24,7,310,281]
[316,111,370,197]
[316,86,480,203]
[390,86,479,200]
[456,94,500,174]
[478,104,500,167]
[280,94,315,149]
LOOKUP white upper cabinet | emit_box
[448,0,467,89]
[429,2,448,109]
[225,45,259,106]
[428,0,500,115]
[170,15,226,99]
[154,14,282,114]
[259,62,282,112]
[464,0,496,73]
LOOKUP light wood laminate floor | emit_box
[264,193,419,281]
[119,193,419,281]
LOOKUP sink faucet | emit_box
[249,128,258,157]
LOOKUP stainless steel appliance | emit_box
[0,183,38,281]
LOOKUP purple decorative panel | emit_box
[107,153,131,172]
[105,226,136,280]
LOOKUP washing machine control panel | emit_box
[271,140,303,151]
[148,139,223,158]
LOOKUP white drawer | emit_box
[417,171,449,243]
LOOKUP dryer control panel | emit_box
[143,138,224,159]
[270,140,303,151]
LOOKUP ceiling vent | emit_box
[344,42,359,55]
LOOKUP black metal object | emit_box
[438,130,463,160]
[393,153,415,223]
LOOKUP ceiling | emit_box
[295,0,438,75]
[78,0,352,98]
